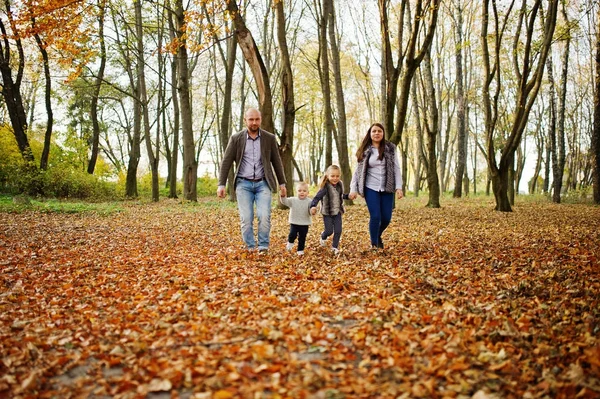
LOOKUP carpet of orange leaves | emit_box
[1,197,599,398]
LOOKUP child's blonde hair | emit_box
[319,165,341,189]
[296,181,309,191]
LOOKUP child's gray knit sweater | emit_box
[280,197,312,225]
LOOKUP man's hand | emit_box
[310,207,317,215]
[279,185,287,198]
[217,186,226,198]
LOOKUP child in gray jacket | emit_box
[280,181,313,255]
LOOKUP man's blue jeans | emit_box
[235,178,272,249]
[364,187,394,247]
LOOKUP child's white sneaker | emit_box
[286,242,294,251]
[319,238,326,247]
[332,247,340,255]
[297,251,304,256]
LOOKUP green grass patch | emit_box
[0,195,124,215]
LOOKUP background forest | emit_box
[0,0,599,212]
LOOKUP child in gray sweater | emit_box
[280,181,313,255]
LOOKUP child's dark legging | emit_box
[288,224,309,251]
[321,214,342,249]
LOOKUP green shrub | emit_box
[197,173,217,197]
[1,163,119,200]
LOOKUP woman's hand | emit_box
[310,207,317,215]
[348,192,358,200]
[396,189,404,199]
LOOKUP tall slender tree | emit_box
[173,0,197,201]
[87,0,106,175]
[327,0,352,195]
[316,0,334,168]
[550,2,571,203]
[276,0,296,196]
[422,53,441,208]
[594,3,600,204]
[452,0,467,197]
[32,26,53,170]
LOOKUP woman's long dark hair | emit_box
[356,122,386,162]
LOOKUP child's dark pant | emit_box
[321,214,342,249]
[288,224,309,251]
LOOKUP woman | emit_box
[349,123,403,249]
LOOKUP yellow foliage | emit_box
[0,125,24,168]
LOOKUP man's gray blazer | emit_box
[218,128,287,192]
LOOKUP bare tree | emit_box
[172,0,198,201]
[452,0,467,197]
[550,2,571,203]
[327,0,352,195]
[166,6,180,198]
[87,0,106,175]
[0,0,34,164]
[276,0,296,196]
[594,2,600,203]
[481,0,558,212]
[378,0,440,146]
[110,5,141,197]
[316,0,334,168]
[226,0,275,133]
[421,53,441,208]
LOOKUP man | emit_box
[217,108,287,252]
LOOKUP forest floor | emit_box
[1,196,599,399]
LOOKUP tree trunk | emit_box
[327,0,351,195]
[174,0,197,201]
[401,133,409,194]
[515,142,526,197]
[547,52,560,202]
[87,0,106,174]
[508,155,515,204]
[552,2,571,202]
[227,1,275,133]
[379,0,440,147]
[411,79,425,197]
[594,4,600,203]
[33,30,53,171]
[422,54,441,208]
[317,0,334,169]
[168,16,180,198]
[125,94,141,198]
[543,134,551,194]
[530,119,544,194]
[134,0,159,202]
[222,33,236,200]
[276,1,295,196]
[491,165,512,211]
[481,0,558,212]
[0,17,34,164]
[453,0,466,197]
[204,3,237,199]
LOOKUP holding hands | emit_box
[348,190,402,200]
[310,207,317,215]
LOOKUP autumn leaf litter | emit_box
[1,198,599,398]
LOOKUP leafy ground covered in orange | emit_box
[1,197,599,399]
